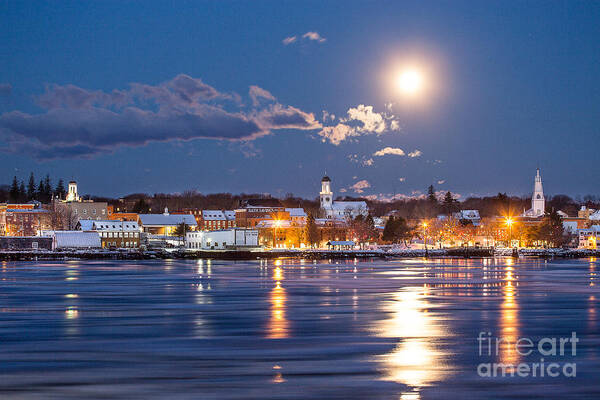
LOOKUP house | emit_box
[138,208,197,235]
[185,228,259,250]
[77,220,141,248]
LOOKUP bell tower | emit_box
[320,175,333,210]
[531,168,545,217]
[66,181,79,202]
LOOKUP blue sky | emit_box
[1,1,599,199]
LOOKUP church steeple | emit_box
[531,168,545,217]
[320,175,333,210]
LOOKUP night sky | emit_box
[1,1,599,199]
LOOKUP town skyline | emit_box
[2,1,600,198]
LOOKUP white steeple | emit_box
[66,181,79,202]
[531,168,545,217]
[320,175,333,210]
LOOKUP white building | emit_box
[319,176,368,220]
[186,228,259,250]
[138,208,197,235]
[522,168,545,218]
[43,231,102,250]
[578,226,600,250]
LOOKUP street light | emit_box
[505,217,513,248]
[423,222,428,256]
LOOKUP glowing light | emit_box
[397,68,423,95]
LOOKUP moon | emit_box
[396,68,423,95]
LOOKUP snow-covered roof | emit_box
[54,231,101,248]
[589,211,600,221]
[223,211,236,220]
[285,208,307,217]
[138,214,197,227]
[202,210,226,221]
[5,208,49,213]
[78,220,139,231]
[332,201,367,210]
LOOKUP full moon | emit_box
[396,68,423,95]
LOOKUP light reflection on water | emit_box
[0,257,597,399]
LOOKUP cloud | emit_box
[249,85,276,107]
[373,147,405,157]
[255,104,321,130]
[284,31,326,46]
[437,180,445,185]
[0,83,12,96]
[362,158,374,166]
[319,123,358,145]
[398,177,406,182]
[0,74,320,159]
[344,105,386,133]
[318,104,400,145]
[282,36,297,45]
[302,31,326,43]
[408,150,422,158]
[350,179,370,194]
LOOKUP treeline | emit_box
[3,173,67,203]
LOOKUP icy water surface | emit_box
[0,257,599,399]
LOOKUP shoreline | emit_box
[1,247,599,261]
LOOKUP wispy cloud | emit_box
[0,75,321,159]
[283,31,326,46]
[408,150,422,158]
[249,85,276,107]
[282,36,297,45]
[302,31,326,43]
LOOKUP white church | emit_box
[522,168,545,218]
[319,176,368,220]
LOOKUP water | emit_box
[0,257,598,399]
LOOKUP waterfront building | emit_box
[185,228,258,250]
[77,220,141,248]
[319,176,368,220]
[42,231,102,250]
[578,226,600,250]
